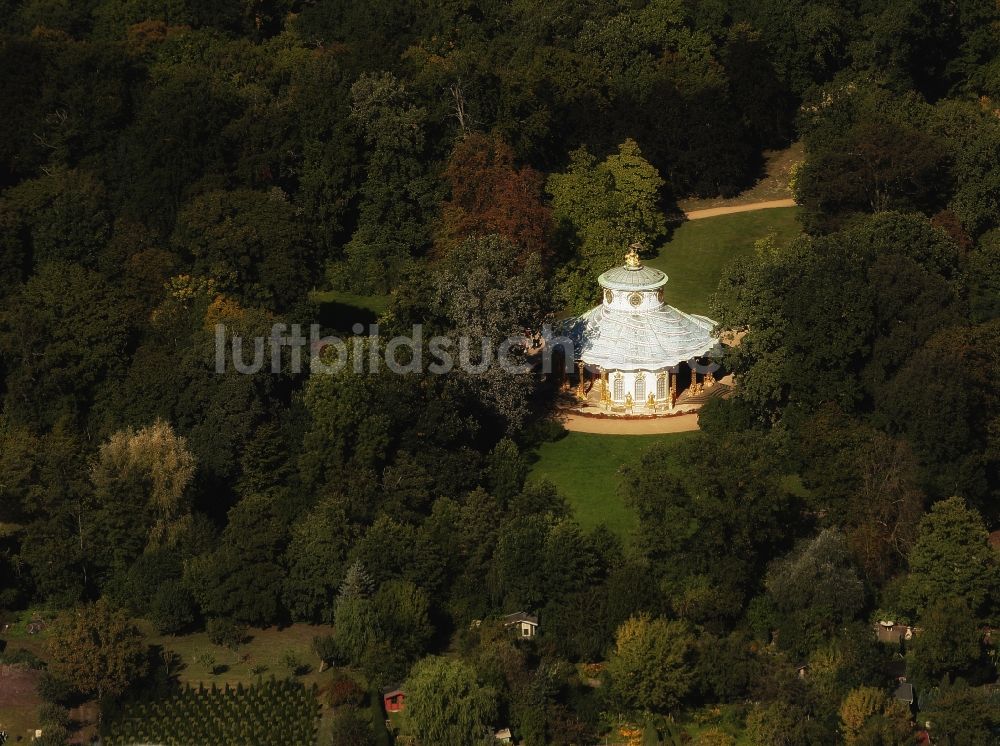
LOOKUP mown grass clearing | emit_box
[147,623,333,689]
[527,431,700,539]
[646,206,802,315]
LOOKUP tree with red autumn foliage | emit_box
[437,133,551,259]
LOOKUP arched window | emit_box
[635,374,646,401]
[613,372,623,401]
[657,373,667,399]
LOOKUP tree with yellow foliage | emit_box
[839,686,912,745]
[607,614,696,713]
[89,420,196,571]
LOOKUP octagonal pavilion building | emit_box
[564,246,722,413]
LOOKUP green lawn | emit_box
[528,431,700,539]
[308,289,391,316]
[147,623,334,689]
[308,290,391,333]
[646,206,802,316]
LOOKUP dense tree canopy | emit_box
[2,0,999,742]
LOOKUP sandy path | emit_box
[683,198,796,221]
[557,412,701,435]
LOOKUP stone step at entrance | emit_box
[676,382,731,406]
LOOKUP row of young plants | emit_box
[103,678,320,746]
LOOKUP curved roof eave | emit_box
[565,305,721,370]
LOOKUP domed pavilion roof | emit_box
[565,247,720,371]
[566,304,718,370]
[598,247,667,290]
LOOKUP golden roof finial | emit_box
[625,242,642,269]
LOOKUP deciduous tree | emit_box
[0,168,110,271]
[172,188,316,311]
[838,685,911,745]
[919,679,1000,746]
[547,139,666,309]
[623,433,801,616]
[432,234,551,429]
[1,262,134,428]
[797,103,949,233]
[90,420,196,560]
[607,614,696,713]
[184,494,287,625]
[282,497,355,623]
[908,597,983,687]
[438,133,552,258]
[404,656,497,746]
[765,529,866,655]
[337,71,438,292]
[46,598,147,700]
[899,496,998,615]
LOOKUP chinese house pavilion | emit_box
[565,246,722,414]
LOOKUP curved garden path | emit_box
[557,412,701,435]
[682,198,796,221]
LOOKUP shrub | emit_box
[194,652,217,674]
[206,618,248,650]
[32,727,69,746]
[692,728,736,746]
[325,671,366,708]
[281,649,309,676]
[329,705,376,746]
[150,580,197,635]
[0,646,43,668]
[36,671,75,704]
[37,702,71,729]
[311,634,337,671]
[522,416,567,447]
